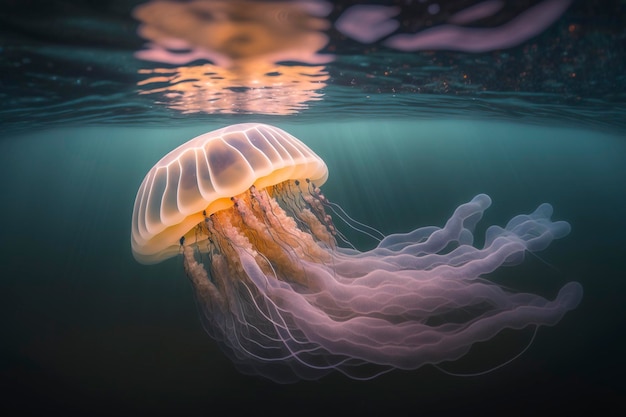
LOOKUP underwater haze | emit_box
[1,1,625,416]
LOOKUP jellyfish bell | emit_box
[131,123,328,265]
[131,123,583,383]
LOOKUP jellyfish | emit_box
[131,123,582,382]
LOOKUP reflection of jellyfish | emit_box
[336,0,572,52]
[133,0,332,67]
[132,0,333,115]
[136,64,329,115]
[131,123,582,382]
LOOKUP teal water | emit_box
[1,119,624,415]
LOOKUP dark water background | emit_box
[1,120,625,416]
[1,0,626,416]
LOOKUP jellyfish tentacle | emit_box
[324,200,385,242]
[305,179,386,243]
[435,325,539,377]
